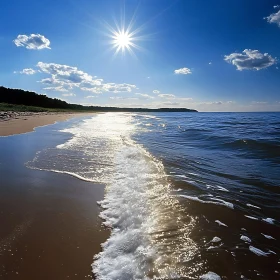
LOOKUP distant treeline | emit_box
[0,86,197,112]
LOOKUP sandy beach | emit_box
[0,113,109,279]
[0,111,95,136]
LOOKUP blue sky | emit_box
[1,0,280,111]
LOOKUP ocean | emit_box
[27,112,280,279]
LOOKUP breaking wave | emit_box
[27,113,202,279]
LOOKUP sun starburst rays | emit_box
[103,17,145,57]
[112,29,133,54]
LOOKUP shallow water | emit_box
[0,117,108,280]
[28,112,280,279]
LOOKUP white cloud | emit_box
[175,97,193,102]
[162,102,180,106]
[85,95,97,98]
[197,101,222,105]
[102,83,136,93]
[251,101,268,104]
[13,34,51,50]
[40,78,56,85]
[153,90,160,94]
[194,100,280,112]
[224,49,276,71]
[37,62,93,85]
[36,62,136,94]
[265,8,280,27]
[110,97,139,100]
[135,93,154,99]
[174,67,192,75]
[158,94,175,99]
[110,99,277,112]
[197,101,234,106]
[195,100,237,111]
[43,86,68,92]
[109,97,194,109]
[274,5,280,9]
[209,62,212,65]
[14,68,37,75]
[62,93,76,97]
[80,87,103,94]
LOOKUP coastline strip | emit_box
[0,112,94,136]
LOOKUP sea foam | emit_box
[92,146,157,279]
[200,271,221,280]
[84,113,200,279]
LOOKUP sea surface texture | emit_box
[28,112,280,279]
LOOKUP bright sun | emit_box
[105,20,144,56]
[110,28,138,55]
[114,31,132,48]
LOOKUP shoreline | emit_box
[0,118,109,279]
[0,111,95,136]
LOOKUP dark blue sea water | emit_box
[26,112,280,279]
[132,112,280,279]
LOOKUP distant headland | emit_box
[0,86,197,113]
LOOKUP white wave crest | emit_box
[88,113,200,279]
[200,271,221,280]
[179,195,234,209]
[249,246,270,257]
[240,235,251,243]
[93,146,157,279]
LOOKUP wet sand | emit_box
[0,172,108,280]
[0,115,109,279]
[0,112,95,136]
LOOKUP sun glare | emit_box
[109,26,140,56]
[115,31,131,47]
[104,16,145,57]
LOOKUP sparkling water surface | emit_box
[28,112,280,279]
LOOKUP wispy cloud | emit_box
[176,97,193,101]
[265,6,280,27]
[62,93,76,97]
[85,95,97,98]
[153,90,160,94]
[162,101,180,106]
[14,68,37,75]
[43,86,68,92]
[196,100,235,107]
[13,34,51,50]
[102,83,137,93]
[174,67,192,75]
[110,96,139,100]
[251,101,268,104]
[80,87,103,94]
[135,93,154,99]
[40,78,55,85]
[158,94,175,98]
[224,49,276,70]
